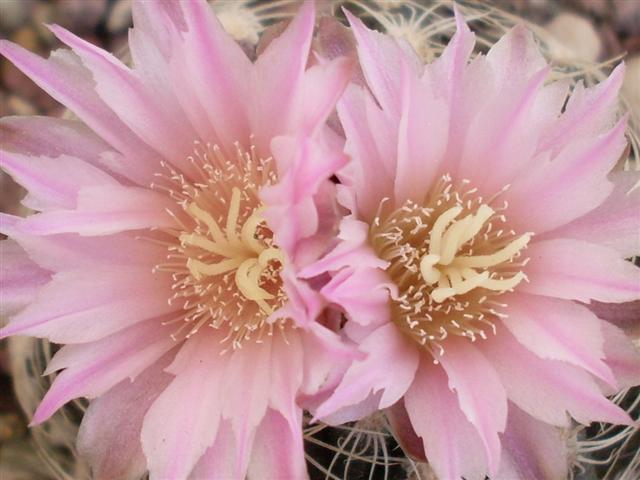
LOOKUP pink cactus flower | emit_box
[0,1,354,478]
[304,9,640,480]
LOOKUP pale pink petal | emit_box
[385,399,426,461]
[314,323,419,420]
[250,1,315,150]
[522,239,640,303]
[187,420,236,480]
[3,221,165,271]
[317,390,383,426]
[314,16,359,75]
[600,320,640,390]
[344,10,422,119]
[247,408,307,480]
[130,0,186,59]
[404,356,488,480]
[394,59,448,205]
[268,331,303,422]
[271,266,325,329]
[0,116,139,185]
[495,404,569,480]
[178,0,251,155]
[289,56,354,137]
[142,332,228,480]
[336,84,395,220]
[541,64,624,153]
[1,267,173,342]
[301,217,388,278]
[586,300,640,332]
[222,341,272,477]
[1,152,116,211]
[482,327,632,426]
[77,353,173,480]
[0,239,50,317]
[502,293,615,385]
[464,69,563,194]
[262,135,348,261]
[48,25,197,173]
[299,322,359,399]
[134,0,221,145]
[550,170,640,257]
[32,320,176,424]
[486,25,547,82]
[0,41,158,176]
[321,266,393,331]
[457,25,554,190]
[507,118,627,234]
[18,185,175,236]
[422,6,477,168]
[436,338,507,475]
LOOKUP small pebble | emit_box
[546,12,602,63]
[107,0,132,34]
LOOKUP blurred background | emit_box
[1,1,639,479]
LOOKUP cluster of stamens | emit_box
[370,174,531,358]
[150,142,289,352]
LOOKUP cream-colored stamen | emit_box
[420,205,531,303]
[150,142,289,351]
[370,174,531,358]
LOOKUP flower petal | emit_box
[301,217,388,278]
[541,64,624,153]
[404,356,488,480]
[247,408,307,480]
[314,323,419,421]
[482,328,632,426]
[32,320,176,424]
[250,0,316,150]
[586,300,640,332]
[1,267,173,342]
[600,320,640,390]
[222,341,272,477]
[48,24,197,173]
[344,9,422,119]
[522,239,640,303]
[142,333,228,480]
[76,353,173,480]
[0,239,50,317]
[0,41,158,177]
[507,118,627,234]
[496,404,569,480]
[18,185,175,236]
[502,293,615,385]
[1,152,116,211]
[436,338,508,475]
[336,84,395,220]
[178,0,251,154]
[187,420,236,480]
[0,116,139,184]
[262,135,347,262]
[385,399,426,461]
[290,56,354,137]
[3,222,165,272]
[550,170,640,258]
[321,266,393,332]
[394,58,448,205]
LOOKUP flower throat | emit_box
[370,174,531,358]
[151,142,288,351]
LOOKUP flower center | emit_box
[151,142,289,351]
[370,174,531,357]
